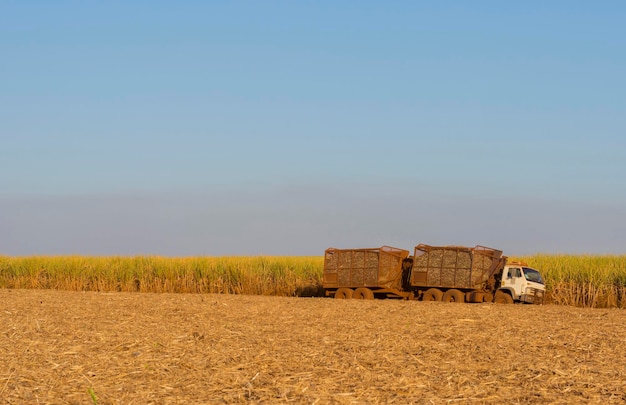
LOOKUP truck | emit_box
[322,244,545,304]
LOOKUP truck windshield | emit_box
[522,268,544,285]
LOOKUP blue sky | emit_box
[1,1,625,256]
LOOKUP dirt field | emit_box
[1,289,625,404]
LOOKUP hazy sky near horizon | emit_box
[1,2,625,256]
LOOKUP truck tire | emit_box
[334,288,353,299]
[422,288,443,301]
[353,288,374,300]
[442,289,465,303]
[494,291,514,304]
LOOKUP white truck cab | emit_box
[500,261,546,304]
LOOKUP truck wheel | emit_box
[442,289,465,303]
[353,288,374,300]
[422,288,443,301]
[494,291,514,304]
[334,288,353,299]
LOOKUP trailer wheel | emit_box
[334,288,353,299]
[442,289,465,303]
[422,288,443,301]
[353,288,374,300]
[494,291,514,304]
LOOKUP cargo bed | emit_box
[323,246,410,298]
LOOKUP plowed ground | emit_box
[1,289,625,404]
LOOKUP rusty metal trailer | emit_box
[322,246,412,299]
[409,244,508,303]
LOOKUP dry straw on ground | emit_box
[1,289,625,404]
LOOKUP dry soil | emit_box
[1,289,625,404]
